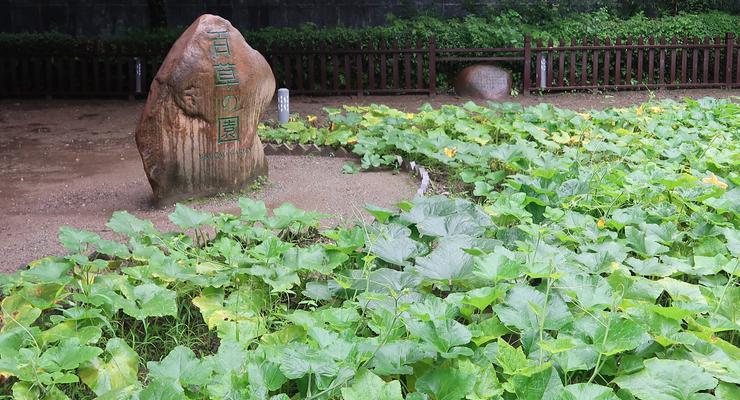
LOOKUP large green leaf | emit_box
[147,346,213,389]
[463,286,507,311]
[613,358,718,400]
[107,211,156,236]
[20,257,73,284]
[367,223,426,266]
[168,204,213,229]
[267,202,324,230]
[494,286,572,334]
[495,338,529,375]
[1,294,42,332]
[687,339,740,385]
[119,283,177,321]
[406,318,473,358]
[473,246,525,282]
[79,338,139,396]
[458,359,503,400]
[238,197,268,221]
[413,235,492,282]
[400,196,492,238]
[368,340,435,375]
[592,314,649,356]
[557,273,613,310]
[341,369,403,400]
[625,226,669,257]
[58,226,100,253]
[415,363,476,400]
[510,364,564,400]
[559,383,619,400]
[704,188,740,215]
[40,338,102,371]
[139,379,186,400]
[277,344,339,379]
[716,382,740,400]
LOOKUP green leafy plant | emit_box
[1,97,738,399]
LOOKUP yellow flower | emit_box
[406,113,415,120]
[346,136,358,145]
[552,132,571,144]
[609,262,621,272]
[307,115,318,123]
[444,147,457,158]
[577,112,591,120]
[702,173,728,190]
[636,105,644,116]
[649,106,663,113]
[597,218,605,229]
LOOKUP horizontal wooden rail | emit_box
[271,48,427,55]
[437,56,524,62]
[438,47,524,52]
[531,43,727,51]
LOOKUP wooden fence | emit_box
[525,33,739,92]
[268,40,434,95]
[0,53,163,98]
[0,33,737,98]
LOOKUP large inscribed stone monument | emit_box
[135,14,274,203]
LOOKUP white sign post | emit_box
[539,57,547,89]
[277,88,289,124]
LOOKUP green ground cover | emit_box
[1,97,738,399]
[3,11,738,54]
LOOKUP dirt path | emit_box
[0,101,419,272]
[0,89,737,272]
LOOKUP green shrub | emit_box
[1,10,737,55]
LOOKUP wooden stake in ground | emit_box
[135,14,274,203]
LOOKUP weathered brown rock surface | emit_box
[135,14,274,203]
[454,64,512,100]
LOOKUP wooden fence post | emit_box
[428,37,437,96]
[713,36,721,84]
[356,51,363,96]
[546,39,554,88]
[522,36,531,95]
[557,38,565,87]
[725,32,734,88]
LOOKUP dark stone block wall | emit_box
[4,0,439,34]
[1,0,151,36]
[3,0,730,36]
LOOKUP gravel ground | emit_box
[0,98,420,271]
[1,88,737,272]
